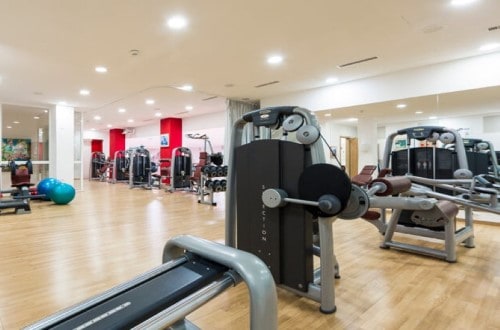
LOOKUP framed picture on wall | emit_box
[2,138,31,161]
[161,134,169,147]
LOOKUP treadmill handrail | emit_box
[163,234,278,330]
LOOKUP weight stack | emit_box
[235,139,313,292]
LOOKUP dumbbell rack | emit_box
[199,165,228,206]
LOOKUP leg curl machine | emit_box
[24,235,277,330]
[226,106,353,313]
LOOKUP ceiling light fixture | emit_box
[94,115,101,120]
[429,116,438,120]
[325,77,338,84]
[396,104,407,109]
[79,89,90,96]
[178,85,193,92]
[185,105,193,111]
[415,111,423,114]
[146,99,155,105]
[479,43,500,52]
[107,124,112,128]
[167,15,188,30]
[95,66,108,73]
[6,126,12,129]
[450,0,477,6]
[118,108,126,113]
[267,55,283,64]
[33,116,40,119]
[347,118,358,122]
[154,112,162,117]
[324,113,332,117]
[127,119,134,123]
[13,121,20,124]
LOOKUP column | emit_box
[357,117,378,172]
[49,104,74,183]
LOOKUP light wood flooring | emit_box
[0,181,499,329]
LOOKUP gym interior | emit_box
[1,2,500,329]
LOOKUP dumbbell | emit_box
[202,166,210,175]
[222,165,228,176]
[205,179,213,189]
[216,166,224,177]
[207,166,217,177]
[220,179,227,191]
[212,180,223,192]
[262,188,341,216]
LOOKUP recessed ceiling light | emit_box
[33,116,40,119]
[95,66,108,73]
[167,15,188,30]
[94,115,101,120]
[177,85,193,92]
[450,0,476,6]
[44,109,49,113]
[479,43,500,52]
[185,105,193,111]
[325,77,338,84]
[146,99,155,105]
[13,121,20,124]
[106,124,112,128]
[154,112,162,117]
[429,116,438,120]
[415,111,423,114]
[79,89,90,96]
[347,118,358,122]
[6,126,12,129]
[324,113,332,117]
[127,119,134,123]
[396,104,407,109]
[267,55,283,64]
[118,108,126,113]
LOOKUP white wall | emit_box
[125,122,161,162]
[182,111,226,163]
[261,52,500,112]
[319,119,357,164]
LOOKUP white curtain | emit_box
[223,99,259,164]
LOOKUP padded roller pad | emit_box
[410,200,459,228]
[298,164,351,217]
[370,176,411,196]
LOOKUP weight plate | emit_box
[298,164,351,217]
[282,114,304,132]
[339,185,369,220]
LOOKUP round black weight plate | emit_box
[298,164,351,217]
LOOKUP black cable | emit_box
[319,133,344,170]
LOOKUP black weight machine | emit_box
[24,235,277,330]
[110,150,129,183]
[128,146,158,189]
[446,138,499,178]
[167,147,193,192]
[226,106,353,313]
[89,152,113,182]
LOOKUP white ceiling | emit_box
[1,0,500,131]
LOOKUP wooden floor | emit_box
[0,181,499,329]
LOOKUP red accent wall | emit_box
[160,118,182,184]
[160,118,182,159]
[109,129,125,158]
[91,139,103,153]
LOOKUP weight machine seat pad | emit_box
[435,200,459,220]
[351,165,377,186]
[370,176,412,196]
[11,182,35,188]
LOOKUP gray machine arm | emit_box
[163,235,278,330]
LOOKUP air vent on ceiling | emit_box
[488,25,500,31]
[175,111,189,115]
[122,128,135,135]
[254,80,280,88]
[337,56,378,68]
[203,96,218,101]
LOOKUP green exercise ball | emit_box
[50,183,76,205]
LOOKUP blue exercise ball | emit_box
[37,177,61,200]
[50,183,76,205]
